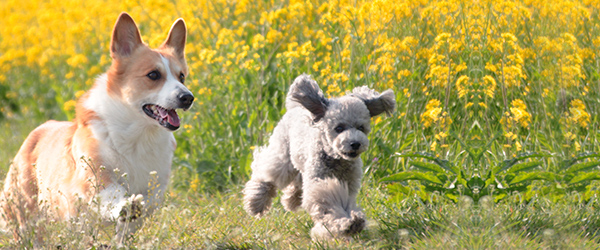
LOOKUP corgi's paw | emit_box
[118,194,144,222]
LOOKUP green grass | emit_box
[0,177,598,248]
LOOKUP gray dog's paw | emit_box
[344,211,365,235]
[243,180,277,217]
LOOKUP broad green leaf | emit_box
[395,152,437,161]
[409,160,446,173]
[386,183,413,196]
[509,172,555,185]
[494,152,548,173]
[573,152,600,161]
[505,161,543,174]
[380,171,443,185]
[501,184,529,193]
[423,183,453,193]
[568,172,600,185]
[395,152,456,173]
[559,152,600,170]
[564,161,600,174]
[432,158,456,174]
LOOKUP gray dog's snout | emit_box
[350,142,361,150]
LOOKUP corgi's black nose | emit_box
[178,93,194,109]
[350,142,361,150]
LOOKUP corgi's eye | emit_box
[179,73,185,83]
[335,125,345,133]
[147,71,161,80]
[357,126,365,132]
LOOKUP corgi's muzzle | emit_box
[178,92,195,110]
[143,92,194,131]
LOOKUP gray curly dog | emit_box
[243,74,395,240]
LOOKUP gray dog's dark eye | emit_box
[357,126,365,132]
[335,125,344,133]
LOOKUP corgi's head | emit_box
[106,12,194,131]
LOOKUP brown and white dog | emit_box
[1,12,193,243]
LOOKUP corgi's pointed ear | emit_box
[287,74,329,121]
[110,12,143,59]
[161,18,187,60]
[350,86,396,117]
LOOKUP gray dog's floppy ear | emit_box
[287,74,329,121]
[349,86,396,117]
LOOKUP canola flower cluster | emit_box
[414,0,597,156]
[0,0,598,173]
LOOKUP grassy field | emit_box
[1,0,599,248]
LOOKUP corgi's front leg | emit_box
[94,184,145,244]
[114,194,145,244]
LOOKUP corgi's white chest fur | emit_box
[84,75,174,195]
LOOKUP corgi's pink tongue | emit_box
[158,108,180,127]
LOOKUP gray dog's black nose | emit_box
[350,142,361,150]
[178,93,194,108]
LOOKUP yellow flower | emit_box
[312,61,322,72]
[482,75,496,98]
[430,141,438,151]
[565,132,576,140]
[434,33,452,43]
[66,54,88,68]
[455,75,469,98]
[63,100,77,112]
[403,88,410,98]
[189,177,200,193]
[505,132,517,140]
[515,141,522,151]
[502,99,531,128]
[421,99,451,129]
[198,87,213,96]
[75,90,86,99]
[251,34,265,49]
[568,99,590,128]
[397,69,411,79]
[326,83,341,96]
[266,30,283,44]
[425,99,441,110]
[501,32,517,43]
[435,132,447,141]
[511,99,527,110]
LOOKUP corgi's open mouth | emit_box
[143,104,180,131]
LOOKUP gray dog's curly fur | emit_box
[243,74,395,240]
